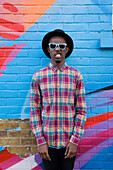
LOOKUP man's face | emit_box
[47,36,69,65]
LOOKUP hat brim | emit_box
[42,29,74,58]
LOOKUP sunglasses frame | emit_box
[48,43,67,50]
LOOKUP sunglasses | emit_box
[48,43,67,50]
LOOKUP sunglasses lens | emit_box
[59,44,65,49]
[50,44,56,49]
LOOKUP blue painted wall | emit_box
[0,0,113,169]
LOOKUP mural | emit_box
[0,0,113,169]
[0,0,56,77]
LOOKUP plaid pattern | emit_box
[30,62,87,149]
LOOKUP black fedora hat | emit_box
[42,29,74,58]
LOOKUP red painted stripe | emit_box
[85,111,113,129]
[0,72,3,77]
[0,155,22,169]
[0,18,24,32]
[0,32,20,40]
[3,3,18,12]
[0,150,16,163]
[77,128,113,157]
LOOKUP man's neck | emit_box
[51,61,65,68]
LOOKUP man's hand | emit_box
[64,142,77,159]
[38,144,51,161]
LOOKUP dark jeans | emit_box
[42,147,76,170]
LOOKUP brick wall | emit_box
[0,0,113,169]
[0,119,37,158]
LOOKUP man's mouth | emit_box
[55,54,61,59]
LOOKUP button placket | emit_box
[56,69,60,131]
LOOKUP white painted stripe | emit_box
[21,90,30,119]
[6,155,37,170]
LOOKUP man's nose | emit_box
[55,45,60,51]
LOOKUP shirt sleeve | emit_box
[70,72,87,145]
[30,73,46,146]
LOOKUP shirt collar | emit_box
[49,62,67,72]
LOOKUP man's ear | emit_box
[47,46,50,53]
[66,46,69,53]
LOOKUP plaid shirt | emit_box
[30,62,87,149]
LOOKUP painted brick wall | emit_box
[0,0,113,169]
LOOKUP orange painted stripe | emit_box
[0,150,16,163]
[85,111,113,129]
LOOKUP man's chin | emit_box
[55,60,61,63]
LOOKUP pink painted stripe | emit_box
[0,155,23,169]
[87,100,113,109]
[83,117,113,139]
[75,136,113,169]
[77,128,113,157]
[1,43,26,71]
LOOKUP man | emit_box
[30,29,87,170]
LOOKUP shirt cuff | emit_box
[36,136,47,146]
[69,135,80,146]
